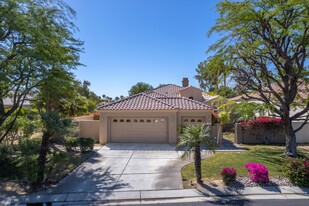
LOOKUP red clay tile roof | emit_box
[99,84,213,111]
[99,93,175,110]
[158,97,213,110]
[152,84,182,97]
[99,93,213,111]
[144,91,168,98]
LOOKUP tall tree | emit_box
[128,82,153,96]
[35,67,75,187]
[0,0,82,143]
[195,56,231,91]
[208,0,308,156]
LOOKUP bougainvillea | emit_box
[221,167,237,185]
[287,158,309,187]
[240,116,283,130]
[93,112,100,120]
[245,162,269,183]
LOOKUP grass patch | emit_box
[181,145,309,181]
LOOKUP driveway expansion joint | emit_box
[113,150,135,191]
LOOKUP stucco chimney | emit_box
[182,77,189,87]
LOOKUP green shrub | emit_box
[0,144,13,165]
[15,154,38,190]
[64,136,79,152]
[46,151,69,181]
[221,167,237,185]
[287,158,309,187]
[78,137,95,153]
[19,138,41,156]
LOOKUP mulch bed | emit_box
[230,176,295,187]
[184,176,295,189]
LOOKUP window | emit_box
[140,119,145,122]
[113,119,118,122]
[189,97,194,100]
[154,119,159,123]
[197,119,203,122]
[184,119,188,122]
[134,119,138,122]
[126,119,131,122]
[119,119,124,122]
[160,118,165,122]
[190,119,196,122]
[146,119,151,123]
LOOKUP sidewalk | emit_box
[2,185,309,205]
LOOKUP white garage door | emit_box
[110,117,167,143]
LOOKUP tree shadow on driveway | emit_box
[47,151,130,198]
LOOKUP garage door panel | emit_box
[111,117,167,143]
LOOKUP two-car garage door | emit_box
[110,117,167,143]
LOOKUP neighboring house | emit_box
[202,93,220,106]
[2,97,31,109]
[90,78,216,145]
[230,88,309,143]
[230,85,309,120]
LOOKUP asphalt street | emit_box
[136,199,309,206]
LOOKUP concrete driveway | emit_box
[49,143,201,194]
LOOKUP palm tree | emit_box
[177,124,216,184]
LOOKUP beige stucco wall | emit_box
[293,122,309,143]
[98,110,213,145]
[178,87,204,102]
[235,122,309,144]
[78,120,100,141]
[74,115,94,121]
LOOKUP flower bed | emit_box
[237,116,285,144]
[221,167,237,185]
[240,116,283,130]
[245,162,269,184]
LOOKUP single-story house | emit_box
[3,97,31,109]
[230,86,309,143]
[91,78,217,145]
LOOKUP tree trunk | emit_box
[36,132,50,186]
[284,119,297,157]
[194,145,202,184]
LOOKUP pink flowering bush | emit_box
[240,116,283,130]
[221,167,237,185]
[287,158,309,187]
[245,163,269,183]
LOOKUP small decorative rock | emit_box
[229,176,295,188]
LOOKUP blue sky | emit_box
[66,0,220,98]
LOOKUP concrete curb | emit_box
[197,185,309,197]
[1,186,309,205]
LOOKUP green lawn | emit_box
[181,145,309,181]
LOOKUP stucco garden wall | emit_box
[235,122,309,144]
[78,120,100,141]
[292,122,309,143]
